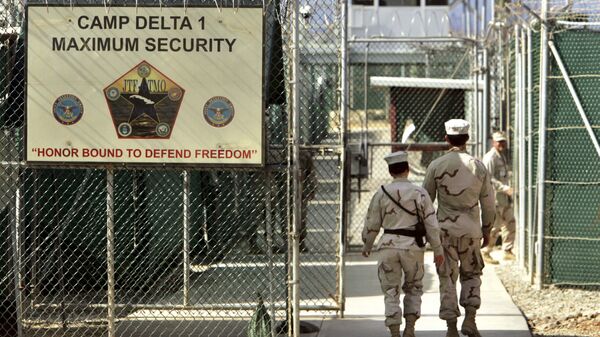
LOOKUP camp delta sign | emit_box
[26,5,263,165]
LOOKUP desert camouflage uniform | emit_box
[423,147,495,321]
[482,147,515,253]
[362,178,443,327]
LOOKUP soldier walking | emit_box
[481,131,516,263]
[422,119,495,337]
[362,151,445,337]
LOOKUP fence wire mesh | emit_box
[505,0,600,286]
[544,28,600,286]
[345,39,476,249]
[1,0,343,336]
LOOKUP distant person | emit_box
[423,119,495,337]
[362,151,444,337]
[481,131,516,263]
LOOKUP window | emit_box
[379,0,420,6]
[352,0,374,5]
[426,0,448,5]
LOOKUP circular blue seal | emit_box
[53,94,84,125]
[203,96,234,128]
[156,123,171,137]
[106,87,120,101]
[118,122,132,137]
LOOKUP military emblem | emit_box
[104,61,185,139]
[106,87,120,101]
[168,87,183,101]
[137,64,151,78]
[203,96,234,128]
[155,123,170,137]
[53,94,84,125]
[118,122,132,137]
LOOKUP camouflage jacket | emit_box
[423,147,495,238]
[482,147,512,207]
[362,177,443,256]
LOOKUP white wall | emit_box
[349,1,450,38]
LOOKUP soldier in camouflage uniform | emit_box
[422,119,495,337]
[482,131,516,263]
[362,151,445,337]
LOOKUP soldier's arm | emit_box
[420,190,443,257]
[483,154,510,193]
[362,190,383,254]
[422,166,437,204]
[479,170,496,238]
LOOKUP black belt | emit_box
[384,228,419,237]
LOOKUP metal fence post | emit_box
[482,45,490,153]
[265,170,276,337]
[363,41,370,139]
[183,170,190,307]
[10,164,23,337]
[526,25,535,282]
[518,26,527,270]
[510,26,522,266]
[106,168,116,337]
[513,25,520,264]
[291,0,301,334]
[536,0,549,289]
[504,33,511,144]
[473,43,480,156]
[338,0,348,318]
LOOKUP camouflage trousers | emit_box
[483,205,516,253]
[437,233,484,321]
[377,249,425,327]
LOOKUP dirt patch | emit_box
[495,262,600,337]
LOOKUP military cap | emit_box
[445,119,470,135]
[384,151,408,165]
[492,131,507,142]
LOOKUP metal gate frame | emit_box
[342,36,486,253]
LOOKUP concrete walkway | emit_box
[302,251,532,337]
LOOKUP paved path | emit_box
[301,251,532,337]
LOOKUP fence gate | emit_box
[344,38,479,250]
[1,0,345,336]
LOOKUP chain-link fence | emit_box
[503,0,600,287]
[344,38,478,250]
[1,0,344,336]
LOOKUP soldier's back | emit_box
[425,149,488,237]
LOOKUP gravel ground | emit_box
[496,261,600,337]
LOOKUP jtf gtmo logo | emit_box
[104,61,185,139]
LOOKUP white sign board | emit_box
[27,6,264,165]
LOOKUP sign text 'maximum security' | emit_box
[52,37,237,52]
[51,15,237,52]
